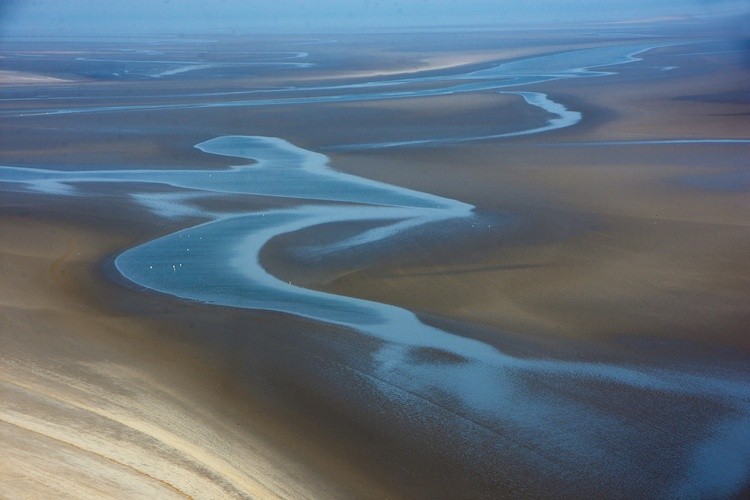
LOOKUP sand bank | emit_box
[0,70,72,85]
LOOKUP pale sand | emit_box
[294,44,602,81]
[0,70,72,85]
[0,216,380,498]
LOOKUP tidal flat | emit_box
[1,21,749,498]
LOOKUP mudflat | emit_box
[1,22,749,498]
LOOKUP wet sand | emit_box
[2,23,749,497]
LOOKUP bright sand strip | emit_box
[295,42,615,82]
[0,70,71,85]
[0,216,378,498]
[295,47,550,81]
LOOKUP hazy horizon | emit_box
[2,0,749,37]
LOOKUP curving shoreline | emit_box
[333,90,582,149]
